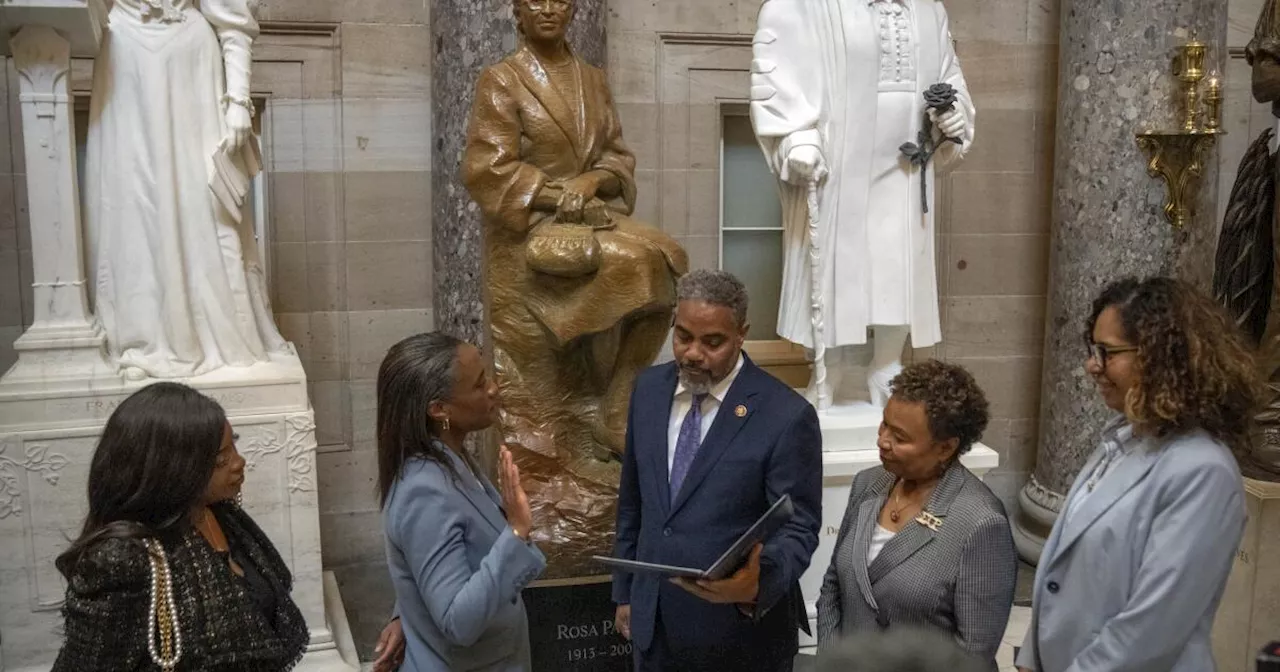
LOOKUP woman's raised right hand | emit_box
[499,446,534,539]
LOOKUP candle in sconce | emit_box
[1204,73,1223,132]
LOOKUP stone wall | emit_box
[0,64,24,379]
[607,0,1061,511]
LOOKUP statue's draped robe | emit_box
[750,0,974,349]
[85,0,285,377]
[465,47,686,349]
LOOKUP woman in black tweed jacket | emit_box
[51,382,310,671]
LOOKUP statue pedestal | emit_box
[0,353,359,671]
[525,576,633,672]
[1212,478,1280,672]
[797,403,1000,648]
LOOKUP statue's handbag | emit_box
[525,221,601,278]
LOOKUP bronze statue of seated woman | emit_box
[463,0,688,573]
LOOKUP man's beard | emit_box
[678,364,714,396]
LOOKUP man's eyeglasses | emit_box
[1085,339,1138,367]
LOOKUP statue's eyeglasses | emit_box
[524,0,571,10]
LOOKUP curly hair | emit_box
[889,359,990,455]
[1086,277,1262,451]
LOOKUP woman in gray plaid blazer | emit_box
[817,360,1017,670]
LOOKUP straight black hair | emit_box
[55,382,226,578]
[376,332,475,508]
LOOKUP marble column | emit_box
[565,0,607,69]
[430,0,607,351]
[1013,0,1227,563]
[2,21,112,386]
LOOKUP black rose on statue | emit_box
[899,83,963,214]
[923,83,958,113]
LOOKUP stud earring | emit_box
[443,417,451,432]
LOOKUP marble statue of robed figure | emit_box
[464,0,688,575]
[84,0,286,379]
[750,0,974,408]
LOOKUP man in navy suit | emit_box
[612,269,822,671]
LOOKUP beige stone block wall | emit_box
[0,65,24,378]
[608,0,1060,511]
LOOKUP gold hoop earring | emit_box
[442,417,451,432]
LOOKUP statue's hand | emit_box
[783,145,827,185]
[929,107,966,139]
[556,173,603,223]
[584,198,615,230]
[221,104,253,152]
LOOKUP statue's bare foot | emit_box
[867,362,903,407]
[123,366,148,382]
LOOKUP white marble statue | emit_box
[750,0,974,408]
[84,0,286,380]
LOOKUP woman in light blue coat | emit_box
[378,332,546,671]
[1017,278,1258,672]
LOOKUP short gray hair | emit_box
[677,269,749,327]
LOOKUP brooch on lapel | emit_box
[734,404,748,418]
[915,511,944,532]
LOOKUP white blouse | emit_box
[867,523,897,565]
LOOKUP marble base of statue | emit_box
[1210,478,1280,672]
[524,576,634,672]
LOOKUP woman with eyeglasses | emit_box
[1016,277,1257,672]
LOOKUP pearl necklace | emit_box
[144,539,183,671]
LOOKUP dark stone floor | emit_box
[1015,560,1036,606]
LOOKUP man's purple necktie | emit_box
[670,393,708,503]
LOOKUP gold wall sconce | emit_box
[1135,36,1223,229]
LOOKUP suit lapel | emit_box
[510,47,583,160]
[852,471,895,611]
[644,363,679,516]
[867,464,967,585]
[442,448,508,534]
[667,361,760,519]
[1052,438,1160,559]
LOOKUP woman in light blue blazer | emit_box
[377,332,547,672]
[1017,278,1258,672]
